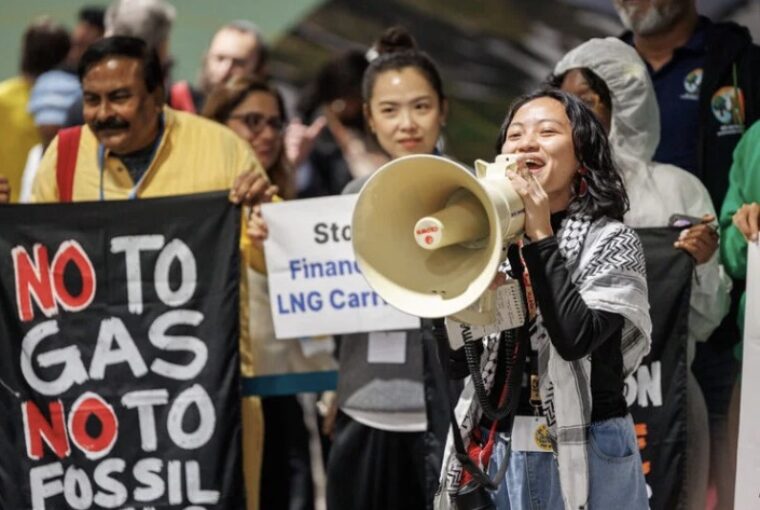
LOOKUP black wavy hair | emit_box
[361,26,445,104]
[548,67,612,114]
[78,36,164,93]
[496,88,628,221]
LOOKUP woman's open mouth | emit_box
[525,157,546,173]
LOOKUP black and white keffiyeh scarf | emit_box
[435,215,652,510]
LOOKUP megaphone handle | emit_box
[430,318,452,372]
[507,241,535,320]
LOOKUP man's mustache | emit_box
[93,117,130,132]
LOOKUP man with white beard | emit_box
[613,0,759,204]
[614,1,760,508]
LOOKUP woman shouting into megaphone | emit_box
[500,90,650,509]
[438,89,652,510]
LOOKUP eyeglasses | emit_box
[228,112,284,134]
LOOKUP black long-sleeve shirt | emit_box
[522,233,628,422]
[451,213,628,423]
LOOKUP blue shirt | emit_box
[625,18,708,178]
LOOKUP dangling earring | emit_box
[577,166,589,197]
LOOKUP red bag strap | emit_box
[56,126,82,203]
[169,81,197,113]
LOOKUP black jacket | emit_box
[698,20,760,211]
[623,19,760,211]
[695,20,759,349]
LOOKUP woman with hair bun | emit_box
[326,26,451,510]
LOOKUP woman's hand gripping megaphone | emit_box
[437,154,526,328]
[505,155,554,242]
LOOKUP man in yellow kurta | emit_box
[31,35,273,510]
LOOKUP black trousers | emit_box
[260,396,314,510]
[327,324,453,510]
[326,412,430,510]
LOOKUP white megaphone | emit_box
[351,154,525,325]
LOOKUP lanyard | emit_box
[98,115,164,201]
[514,241,543,414]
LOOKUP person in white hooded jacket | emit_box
[551,37,731,509]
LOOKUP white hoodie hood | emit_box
[555,37,660,164]
[554,37,708,228]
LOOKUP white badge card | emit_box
[445,279,526,350]
[298,336,336,358]
[511,416,553,453]
[367,331,407,364]
[262,195,420,339]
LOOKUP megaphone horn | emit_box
[351,154,525,325]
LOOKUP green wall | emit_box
[0,0,320,82]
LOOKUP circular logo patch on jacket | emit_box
[682,68,702,99]
[712,86,745,136]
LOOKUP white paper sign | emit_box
[735,242,760,509]
[367,331,407,364]
[262,195,420,338]
[444,279,526,350]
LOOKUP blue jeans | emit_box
[487,415,648,509]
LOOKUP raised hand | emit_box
[246,204,269,248]
[507,156,553,241]
[229,172,278,206]
[0,175,10,203]
[284,116,327,168]
[732,203,760,243]
[674,214,719,264]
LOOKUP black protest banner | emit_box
[630,228,692,510]
[0,191,244,510]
